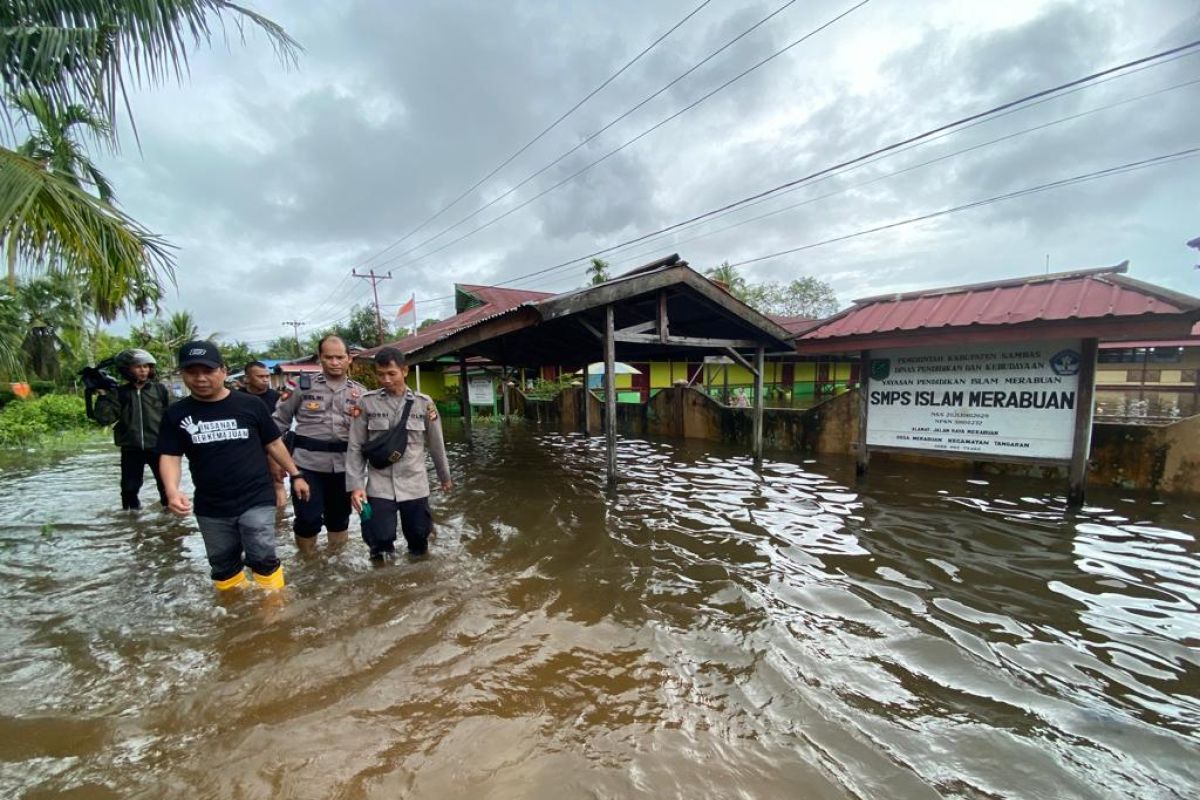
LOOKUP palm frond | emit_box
[0,1,301,129]
[0,145,173,321]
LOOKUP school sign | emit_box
[865,340,1082,460]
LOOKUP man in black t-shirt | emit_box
[239,361,280,412]
[239,360,285,507]
[158,341,311,592]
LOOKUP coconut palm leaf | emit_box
[0,144,171,320]
[0,1,300,128]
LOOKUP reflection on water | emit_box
[1,423,1197,799]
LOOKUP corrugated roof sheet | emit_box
[799,263,1200,341]
[365,284,552,357]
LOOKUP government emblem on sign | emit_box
[1049,349,1081,377]
[870,358,891,381]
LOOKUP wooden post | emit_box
[753,345,765,466]
[604,304,618,484]
[501,365,510,420]
[723,363,729,405]
[582,362,590,435]
[1068,338,1099,508]
[459,355,472,437]
[857,349,870,476]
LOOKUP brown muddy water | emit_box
[1,421,1198,799]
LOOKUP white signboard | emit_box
[467,376,494,406]
[866,340,1083,460]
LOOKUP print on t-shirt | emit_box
[179,415,251,443]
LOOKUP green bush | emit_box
[0,394,89,446]
[38,394,88,431]
[0,400,50,445]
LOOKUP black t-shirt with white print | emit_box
[157,391,280,517]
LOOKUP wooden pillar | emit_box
[1067,338,1099,508]
[723,363,729,405]
[582,362,590,435]
[459,355,472,437]
[857,349,870,476]
[501,365,510,420]
[753,345,765,466]
[604,304,618,484]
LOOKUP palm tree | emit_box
[0,1,300,319]
[705,260,749,299]
[587,257,610,286]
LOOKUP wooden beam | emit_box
[409,307,540,364]
[582,362,590,435]
[724,346,755,374]
[616,319,656,336]
[1067,338,1098,507]
[459,355,472,438]
[614,332,762,348]
[856,349,870,476]
[605,304,618,485]
[753,346,765,467]
[658,290,670,344]
[579,318,603,341]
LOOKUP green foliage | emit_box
[705,263,839,319]
[525,374,579,400]
[0,393,88,446]
[0,0,299,327]
[37,393,88,430]
[586,257,610,286]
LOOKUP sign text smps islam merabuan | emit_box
[865,340,1083,460]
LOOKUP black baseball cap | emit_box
[177,340,224,369]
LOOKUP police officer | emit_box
[272,335,366,554]
[346,347,452,560]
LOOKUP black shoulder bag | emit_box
[362,397,415,469]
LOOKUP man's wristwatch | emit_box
[289,472,305,481]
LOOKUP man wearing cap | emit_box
[272,335,366,555]
[157,341,310,592]
[92,348,171,510]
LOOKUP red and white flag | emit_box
[395,294,415,321]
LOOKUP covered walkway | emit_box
[366,255,793,482]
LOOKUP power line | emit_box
[374,0,875,273]
[351,268,393,344]
[471,37,1200,291]
[372,0,804,270]
[577,74,1200,277]
[723,146,1200,268]
[351,0,715,272]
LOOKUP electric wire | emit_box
[350,0,714,272]
[373,0,875,273]
[369,0,805,269]
[468,38,1200,291]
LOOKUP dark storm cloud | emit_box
[93,0,1200,341]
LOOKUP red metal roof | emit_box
[769,315,822,336]
[362,284,553,358]
[795,263,1200,351]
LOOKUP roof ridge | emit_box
[851,262,1129,305]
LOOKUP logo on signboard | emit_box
[1049,349,1081,376]
[869,358,891,381]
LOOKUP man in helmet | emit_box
[93,348,172,510]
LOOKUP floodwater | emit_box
[1,423,1198,799]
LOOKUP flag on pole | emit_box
[395,294,415,321]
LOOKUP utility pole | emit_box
[282,320,305,356]
[352,268,393,346]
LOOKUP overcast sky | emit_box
[96,0,1200,347]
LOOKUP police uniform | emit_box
[346,387,450,556]
[273,373,366,537]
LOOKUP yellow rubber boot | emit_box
[214,571,248,591]
[253,565,285,591]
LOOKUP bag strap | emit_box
[397,396,414,429]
